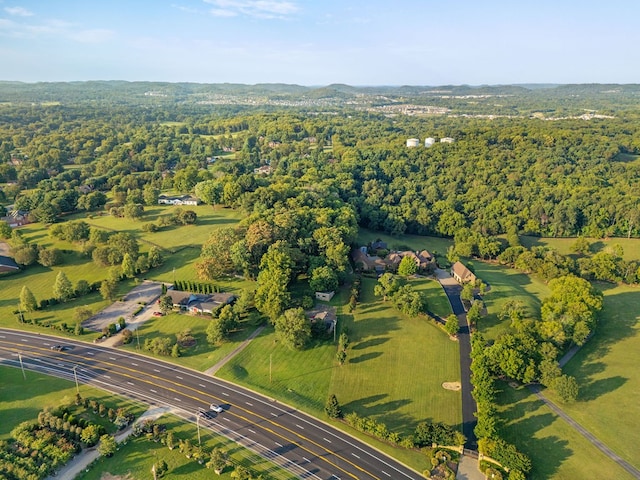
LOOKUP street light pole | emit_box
[18,352,26,380]
[136,328,140,350]
[196,411,201,446]
[73,365,80,394]
[269,353,272,384]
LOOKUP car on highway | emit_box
[210,404,223,413]
[50,345,70,351]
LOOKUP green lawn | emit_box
[471,260,550,341]
[121,312,261,371]
[413,276,453,319]
[496,382,636,480]
[75,413,296,480]
[0,366,147,439]
[357,228,453,263]
[519,235,640,262]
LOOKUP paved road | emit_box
[0,328,423,480]
[434,269,478,450]
[528,385,640,479]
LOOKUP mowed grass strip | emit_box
[470,260,550,341]
[496,382,637,480]
[552,284,640,469]
[330,277,461,435]
[0,366,147,439]
[413,276,453,319]
[519,235,640,262]
[121,313,260,372]
[75,413,297,480]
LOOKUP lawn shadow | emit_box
[579,376,628,402]
[352,337,390,350]
[278,365,336,381]
[349,351,383,364]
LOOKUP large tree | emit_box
[275,307,311,350]
[19,285,37,312]
[53,271,74,302]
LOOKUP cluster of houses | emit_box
[157,194,201,206]
[351,240,436,274]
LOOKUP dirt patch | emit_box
[99,473,134,480]
[0,242,11,256]
[442,382,461,391]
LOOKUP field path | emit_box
[528,385,640,479]
[206,325,265,375]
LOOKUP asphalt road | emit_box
[435,270,478,450]
[0,328,423,480]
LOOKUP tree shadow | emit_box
[352,337,390,350]
[349,351,382,364]
[579,376,628,402]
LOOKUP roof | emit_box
[0,255,19,273]
[451,261,476,282]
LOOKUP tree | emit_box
[53,271,74,302]
[196,227,239,279]
[121,253,136,278]
[207,448,229,475]
[397,255,418,276]
[275,307,311,350]
[325,394,342,418]
[37,247,62,267]
[148,246,163,268]
[80,424,101,446]
[309,265,338,292]
[444,314,459,337]
[158,294,173,314]
[123,203,144,220]
[571,237,591,256]
[207,305,238,344]
[552,374,579,403]
[0,220,11,239]
[97,434,117,457]
[100,279,118,302]
[73,305,93,323]
[19,285,37,312]
[373,273,400,301]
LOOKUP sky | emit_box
[0,0,639,85]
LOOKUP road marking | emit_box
[198,383,206,388]
[150,389,157,393]
[221,392,229,396]
[331,475,341,480]
[382,470,391,477]
[175,375,183,379]
[275,442,283,448]
[131,362,138,366]
[21,339,28,342]
[296,424,304,430]
[270,412,278,417]
[323,437,332,443]
[351,453,360,459]
[126,381,134,386]
[109,357,116,360]
[10,353,17,356]
[153,369,161,372]
[103,375,111,379]
[248,428,256,434]
[87,352,94,356]
[174,397,181,402]
[0,335,5,338]
[223,417,231,422]
[303,457,311,463]
[245,401,253,406]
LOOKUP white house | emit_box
[158,195,200,206]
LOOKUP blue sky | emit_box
[0,0,638,85]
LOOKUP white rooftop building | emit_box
[406,138,420,147]
[425,137,436,147]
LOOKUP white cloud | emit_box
[69,28,115,43]
[0,16,114,43]
[4,6,34,16]
[203,0,298,19]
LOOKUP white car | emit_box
[210,404,223,413]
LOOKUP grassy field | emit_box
[219,277,461,431]
[496,382,637,480]
[357,228,453,264]
[0,366,147,439]
[470,260,550,341]
[121,312,261,371]
[75,413,296,480]
[414,276,453,319]
[520,235,640,262]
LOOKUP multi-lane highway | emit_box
[0,328,423,480]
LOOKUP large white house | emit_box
[158,195,200,206]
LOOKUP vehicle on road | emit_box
[152,311,163,317]
[50,345,70,351]
[210,404,223,413]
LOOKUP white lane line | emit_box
[351,453,360,459]
[10,353,17,356]
[0,335,5,338]
[275,442,283,448]
[126,381,134,386]
[245,401,253,406]
[150,389,157,393]
[296,424,304,430]
[175,375,183,379]
[221,392,229,396]
[153,368,161,372]
[323,437,332,443]
[382,470,391,477]
[248,428,257,434]
[131,362,138,366]
[103,375,111,379]
[270,412,278,417]
[86,352,94,356]
[223,417,231,422]
[21,339,28,342]
[109,357,116,360]
[199,383,206,388]
[174,397,181,402]
[303,457,311,463]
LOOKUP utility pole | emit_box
[136,328,140,350]
[73,365,80,394]
[18,352,26,380]
[269,353,272,384]
[196,411,201,446]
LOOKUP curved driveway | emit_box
[0,328,422,480]
[434,269,478,450]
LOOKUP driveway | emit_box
[82,281,164,333]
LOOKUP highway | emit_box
[0,328,423,480]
